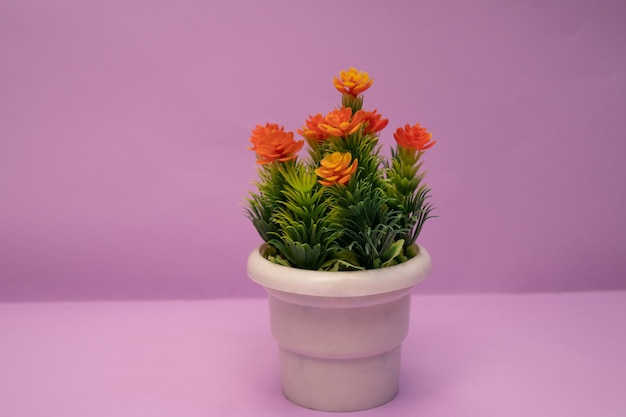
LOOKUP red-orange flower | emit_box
[249,125,304,165]
[333,67,374,97]
[318,107,364,137]
[248,123,283,148]
[297,114,330,143]
[362,110,389,135]
[315,152,358,186]
[393,123,436,151]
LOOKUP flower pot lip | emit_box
[247,244,431,297]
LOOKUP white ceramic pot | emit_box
[247,244,431,412]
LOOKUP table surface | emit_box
[1,292,625,417]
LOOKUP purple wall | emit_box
[1,0,625,301]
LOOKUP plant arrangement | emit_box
[246,68,436,271]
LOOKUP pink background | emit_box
[1,0,625,301]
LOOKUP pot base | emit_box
[280,345,402,412]
[267,288,412,412]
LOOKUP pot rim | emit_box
[247,244,431,297]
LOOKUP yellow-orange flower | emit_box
[362,110,389,135]
[333,67,374,97]
[318,107,364,137]
[315,152,358,186]
[249,125,304,165]
[393,123,436,151]
[297,114,330,143]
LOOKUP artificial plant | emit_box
[246,68,436,271]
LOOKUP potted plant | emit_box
[245,68,436,412]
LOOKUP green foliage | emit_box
[251,161,342,270]
[386,147,436,248]
[328,181,407,269]
[245,163,286,242]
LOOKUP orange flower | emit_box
[315,152,358,186]
[393,123,436,151]
[249,125,304,165]
[362,110,389,135]
[318,107,364,137]
[297,114,330,143]
[333,67,374,97]
[249,123,283,148]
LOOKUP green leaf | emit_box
[379,239,404,263]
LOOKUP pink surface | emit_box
[1,0,626,301]
[1,292,625,416]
